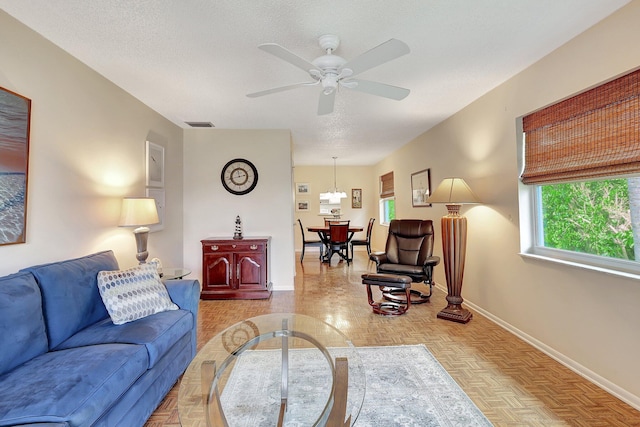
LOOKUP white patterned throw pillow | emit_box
[97,263,178,325]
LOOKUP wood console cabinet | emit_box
[201,237,271,299]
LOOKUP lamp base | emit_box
[439,212,473,324]
[133,227,150,264]
[437,305,473,323]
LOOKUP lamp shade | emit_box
[118,198,159,227]
[427,178,480,204]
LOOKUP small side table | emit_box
[161,268,191,280]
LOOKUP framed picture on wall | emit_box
[296,200,310,211]
[411,169,432,207]
[352,188,362,208]
[296,183,310,194]
[0,86,31,246]
[146,140,164,188]
[145,188,165,232]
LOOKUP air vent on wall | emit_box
[185,121,215,128]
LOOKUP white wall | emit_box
[182,129,296,290]
[371,1,640,407]
[0,10,185,275]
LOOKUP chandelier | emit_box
[320,157,347,203]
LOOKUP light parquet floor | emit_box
[146,251,640,427]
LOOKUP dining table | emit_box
[307,224,364,263]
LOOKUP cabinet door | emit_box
[236,252,266,289]
[203,253,233,290]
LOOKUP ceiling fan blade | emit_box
[317,90,336,115]
[345,79,410,100]
[258,43,318,74]
[341,39,410,77]
[246,81,318,98]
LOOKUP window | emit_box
[379,197,396,226]
[519,68,640,276]
[534,178,640,262]
[379,171,395,225]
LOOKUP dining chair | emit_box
[350,217,375,255]
[327,221,351,265]
[297,219,325,262]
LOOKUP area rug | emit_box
[220,344,493,426]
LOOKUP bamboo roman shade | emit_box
[380,171,394,197]
[520,68,640,184]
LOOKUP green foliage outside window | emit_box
[387,199,396,222]
[539,178,638,260]
[380,198,396,225]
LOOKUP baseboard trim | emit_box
[433,283,640,411]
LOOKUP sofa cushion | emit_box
[0,272,49,375]
[56,309,193,369]
[0,343,148,426]
[21,251,119,349]
[97,264,178,325]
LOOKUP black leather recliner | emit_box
[370,219,440,303]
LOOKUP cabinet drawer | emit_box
[203,242,265,253]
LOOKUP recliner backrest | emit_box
[384,219,434,266]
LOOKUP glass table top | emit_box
[178,313,366,426]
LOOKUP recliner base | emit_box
[383,285,432,304]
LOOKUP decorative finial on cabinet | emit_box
[233,216,243,239]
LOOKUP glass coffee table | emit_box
[178,313,366,426]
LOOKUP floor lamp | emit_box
[428,178,480,323]
[119,197,159,264]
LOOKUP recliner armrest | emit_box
[369,252,388,266]
[423,256,440,268]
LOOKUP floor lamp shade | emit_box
[428,178,480,323]
[119,198,159,264]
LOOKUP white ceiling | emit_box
[0,1,629,166]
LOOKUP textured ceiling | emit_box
[0,1,629,165]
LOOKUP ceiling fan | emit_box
[246,34,411,115]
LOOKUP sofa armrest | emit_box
[165,279,200,313]
[164,279,200,358]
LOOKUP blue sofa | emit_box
[0,251,200,427]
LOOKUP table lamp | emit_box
[119,197,159,264]
[427,178,480,323]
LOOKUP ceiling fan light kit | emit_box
[247,35,411,115]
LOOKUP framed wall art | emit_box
[146,140,164,188]
[145,188,165,232]
[0,86,31,245]
[411,168,432,207]
[296,200,310,211]
[296,182,310,194]
[352,188,362,209]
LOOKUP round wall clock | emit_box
[221,158,259,195]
